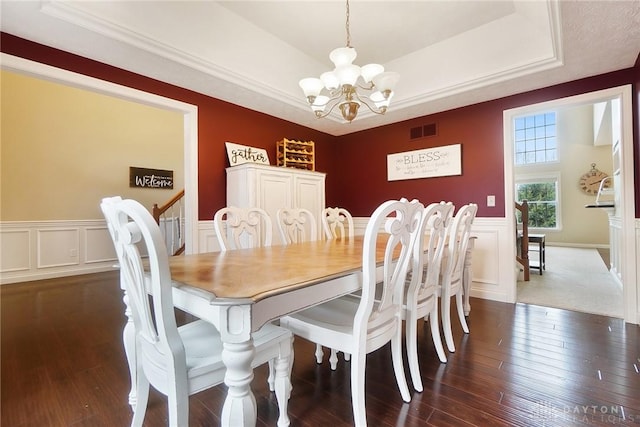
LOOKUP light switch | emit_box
[487,195,495,207]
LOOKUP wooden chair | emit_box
[101,197,293,427]
[213,206,272,250]
[403,202,452,391]
[322,207,355,241]
[515,200,530,281]
[276,207,317,244]
[439,203,478,353]
[280,199,422,426]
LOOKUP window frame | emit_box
[515,172,562,231]
[514,111,559,166]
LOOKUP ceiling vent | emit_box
[410,123,437,140]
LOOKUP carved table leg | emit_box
[221,340,257,426]
[219,305,257,427]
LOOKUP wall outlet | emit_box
[487,195,496,207]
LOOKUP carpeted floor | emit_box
[517,246,623,318]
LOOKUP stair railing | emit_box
[153,189,185,256]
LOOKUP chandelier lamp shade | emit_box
[298,0,399,123]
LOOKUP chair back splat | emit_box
[322,207,355,241]
[276,208,317,244]
[214,206,273,250]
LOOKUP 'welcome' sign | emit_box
[387,144,462,181]
[129,167,174,189]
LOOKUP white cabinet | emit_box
[226,164,326,244]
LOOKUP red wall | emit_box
[333,67,640,217]
[2,33,638,219]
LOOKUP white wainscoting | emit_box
[4,217,637,322]
[0,220,117,285]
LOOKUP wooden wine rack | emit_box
[276,139,315,171]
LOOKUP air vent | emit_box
[409,123,437,140]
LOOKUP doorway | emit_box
[1,53,200,254]
[503,85,637,324]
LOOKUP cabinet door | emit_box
[257,170,294,236]
[294,175,326,233]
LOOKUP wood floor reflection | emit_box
[2,271,639,426]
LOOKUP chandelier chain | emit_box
[345,0,351,47]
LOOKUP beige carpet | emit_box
[517,246,624,318]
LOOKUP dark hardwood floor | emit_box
[2,271,639,426]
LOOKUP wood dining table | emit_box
[168,237,367,427]
[166,234,475,426]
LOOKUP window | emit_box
[514,112,557,165]
[515,174,561,229]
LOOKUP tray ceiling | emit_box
[2,1,639,136]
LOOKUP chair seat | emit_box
[283,298,359,349]
[179,321,291,382]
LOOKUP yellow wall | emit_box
[1,70,184,221]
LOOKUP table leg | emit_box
[219,305,257,427]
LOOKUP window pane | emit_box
[545,124,556,136]
[526,140,536,151]
[545,112,555,125]
[525,128,535,139]
[535,127,545,139]
[546,149,557,161]
[535,114,546,126]
[514,181,558,228]
[546,137,556,148]
[515,129,525,141]
[525,116,535,128]
[535,151,546,162]
[525,152,536,163]
[515,141,525,153]
[515,118,525,130]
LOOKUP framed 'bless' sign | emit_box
[387,144,461,181]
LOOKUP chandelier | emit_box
[298,0,399,123]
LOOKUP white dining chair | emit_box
[402,202,452,392]
[322,206,354,241]
[213,206,273,250]
[318,206,355,367]
[280,198,423,427]
[276,207,317,244]
[101,197,293,427]
[439,203,478,353]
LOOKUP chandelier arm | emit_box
[312,97,343,119]
[354,92,386,115]
[356,82,375,91]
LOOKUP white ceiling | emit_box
[2,1,639,136]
